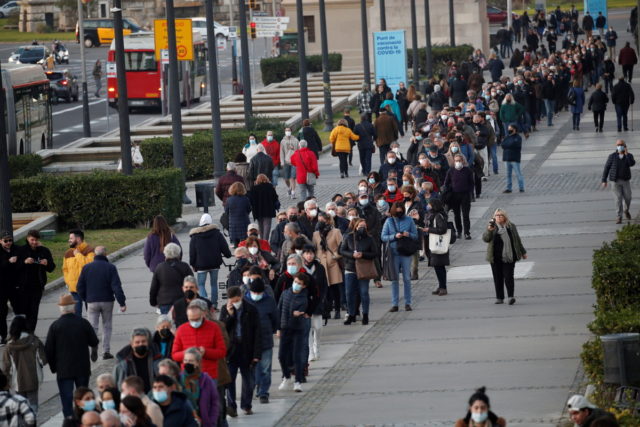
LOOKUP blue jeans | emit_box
[57,376,89,417]
[196,269,219,305]
[391,251,412,306]
[226,355,254,410]
[159,304,172,314]
[544,99,555,125]
[272,166,280,186]
[345,272,370,316]
[506,161,525,191]
[254,348,273,398]
[489,145,499,174]
[278,328,305,382]
[70,291,83,316]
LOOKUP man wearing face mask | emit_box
[374,107,399,165]
[443,154,475,240]
[325,202,350,234]
[261,130,281,186]
[243,278,277,403]
[171,276,213,327]
[379,152,404,181]
[113,328,161,394]
[354,114,377,176]
[219,286,261,416]
[278,223,312,271]
[602,139,635,224]
[270,206,299,258]
[297,199,320,240]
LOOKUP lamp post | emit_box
[448,0,455,46]
[410,0,419,85]
[111,0,132,175]
[318,0,333,131]
[77,0,91,137]
[379,0,386,30]
[238,0,253,123]
[424,0,433,77]
[296,0,309,121]
[360,0,370,86]
[205,0,224,177]
[0,62,12,233]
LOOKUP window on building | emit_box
[303,15,315,43]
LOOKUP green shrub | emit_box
[10,169,183,228]
[407,44,475,78]
[8,154,43,179]
[589,305,640,336]
[260,53,343,85]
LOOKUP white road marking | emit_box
[52,99,105,116]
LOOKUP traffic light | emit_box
[250,21,256,39]
[248,0,258,10]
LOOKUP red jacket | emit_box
[172,319,226,380]
[619,46,638,66]
[290,148,319,185]
[383,190,403,204]
[261,139,281,167]
[238,238,272,252]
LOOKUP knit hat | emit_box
[249,278,265,293]
[199,214,212,226]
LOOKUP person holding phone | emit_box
[601,139,635,224]
[482,209,527,305]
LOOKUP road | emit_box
[0,37,269,148]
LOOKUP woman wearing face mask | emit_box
[340,219,377,325]
[330,119,360,179]
[119,395,156,427]
[63,387,98,426]
[367,172,385,197]
[247,174,280,242]
[483,209,527,305]
[312,213,344,316]
[241,134,259,161]
[445,141,467,169]
[381,202,419,312]
[403,186,425,281]
[280,127,300,198]
[178,347,218,425]
[300,245,328,359]
[455,387,506,427]
[274,254,305,303]
[151,315,174,359]
[443,154,474,240]
[99,387,120,413]
[423,199,450,296]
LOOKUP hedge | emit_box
[260,53,343,85]
[407,44,475,79]
[10,169,183,228]
[140,120,286,180]
[8,154,43,179]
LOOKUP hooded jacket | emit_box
[188,224,231,271]
[62,242,95,293]
[329,125,360,153]
[2,334,47,393]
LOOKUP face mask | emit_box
[441,115,448,121]
[359,198,369,206]
[395,210,405,218]
[159,328,171,339]
[416,136,423,141]
[288,215,298,222]
[249,231,258,237]
[267,136,273,142]
[377,200,386,208]
[250,292,263,302]
[357,228,366,237]
[189,319,203,329]
[133,345,148,356]
[243,276,253,286]
[388,157,396,164]
[285,131,291,137]
[327,210,336,217]
[120,414,133,425]
[82,400,96,412]
[451,147,459,153]
[153,390,169,404]
[184,363,196,374]
[249,139,256,144]
[232,301,242,310]
[368,178,376,184]
[426,204,432,212]
[617,145,625,153]
[420,159,428,166]
[388,185,396,192]
[184,290,196,300]
[287,265,299,275]
[309,209,318,217]
[392,148,399,154]
[403,180,410,186]
[102,400,116,410]
[347,215,355,221]
[292,283,303,292]
[295,249,303,256]
[248,247,259,255]
[359,186,367,192]
[455,161,463,170]
[471,412,489,423]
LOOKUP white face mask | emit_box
[347,215,355,221]
[359,186,367,192]
[309,209,318,217]
[455,161,463,170]
[327,210,336,217]
[295,249,303,256]
[242,276,251,285]
[392,147,399,154]
[248,247,258,255]
[388,157,396,164]
[419,159,428,166]
[441,115,448,121]
[232,301,242,310]
[285,131,292,137]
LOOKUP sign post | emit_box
[373,30,407,96]
[153,18,194,61]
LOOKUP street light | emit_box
[0,62,12,233]
[205,0,224,177]
[360,0,370,86]
[296,0,309,121]
[77,0,91,137]
[410,0,419,86]
[318,0,333,131]
[449,0,455,47]
[424,0,433,78]
[238,0,253,124]
[380,0,386,31]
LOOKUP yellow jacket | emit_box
[329,125,359,153]
[62,242,95,292]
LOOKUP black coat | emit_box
[354,121,377,151]
[339,230,377,273]
[427,91,447,111]
[149,260,193,306]
[588,89,609,112]
[172,296,213,327]
[425,211,450,267]
[16,244,55,292]
[0,245,20,290]
[303,260,328,316]
[189,224,231,271]
[602,152,635,182]
[501,133,523,163]
[219,301,262,361]
[301,126,322,157]
[248,182,280,220]
[248,152,274,182]
[159,392,197,427]
[612,80,635,107]
[45,313,99,379]
[449,79,468,105]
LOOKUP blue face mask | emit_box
[368,178,376,184]
[81,400,96,412]
[377,200,387,208]
[388,185,396,192]
[471,412,488,423]
[153,390,169,403]
[189,319,203,329]
[292,283,303,292]
[102,400,116,410]
[250,292,263,302]
[416,136,423,141]
[426,205,432,211]
[287,265,299,275]
[617,145,625,152]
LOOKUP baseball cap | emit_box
[247,223,259,232]
[566,395,596,413]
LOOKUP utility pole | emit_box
[205,0,224,177]
[448,0,455,46]
[410,0,419,85]
[379,0,386,31]
[318,0,332,131]
[0,62,12,233]
[238,0,252,123]
[111,0,132,174]
[507,0,513,30]
[360,0,370,86]
[229,0,237,82]
[77,0,91,137]
[424,0,433,78]
[296,0,309,121]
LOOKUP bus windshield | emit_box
[124,51,156,72]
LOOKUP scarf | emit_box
[181,372,201,411]
[497,224,514,263]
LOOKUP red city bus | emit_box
[107,31,207,111]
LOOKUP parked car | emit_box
[191,17,230,42]
[487,6,517,23]
[0,1,18,18]
[8,46,27,63]
[16,46,49,65]
[75,18,141,47]
[46,70,79,103]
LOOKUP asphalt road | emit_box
[0,37,269,148]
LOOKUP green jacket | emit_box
[482,223,527,264]
[499,102,524,124]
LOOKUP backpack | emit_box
[567,88,576,106]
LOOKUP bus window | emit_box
[124,51,157,71]
[195,45,206,76]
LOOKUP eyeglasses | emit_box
[2,239,12,243]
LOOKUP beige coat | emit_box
[312,228,343,285]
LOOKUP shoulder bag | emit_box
[428,214,451,255]
[392,218,420,256]
[353,234,377,280]
[297,151,317,185]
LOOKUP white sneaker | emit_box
[278,378,291,391]
[293,382,302,392]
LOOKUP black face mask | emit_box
[133,345,148,356]
[356,228,367,237]
[404,197,412,203]
[184,290,196,300]
[395,210,405,218]
[317,222,327,231]
[288,215,298,223]
[159,328,171,339]
[249,232,258,237]
[184,363,196,375]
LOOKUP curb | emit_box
[42,221,187,297]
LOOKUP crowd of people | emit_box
[0,4,637,427]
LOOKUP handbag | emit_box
[331,145,338,157]
[428,214,451,255]
[353,234,377,280]
[392,218,420,256]
[296,151,317,185]
[382,243,398,281]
